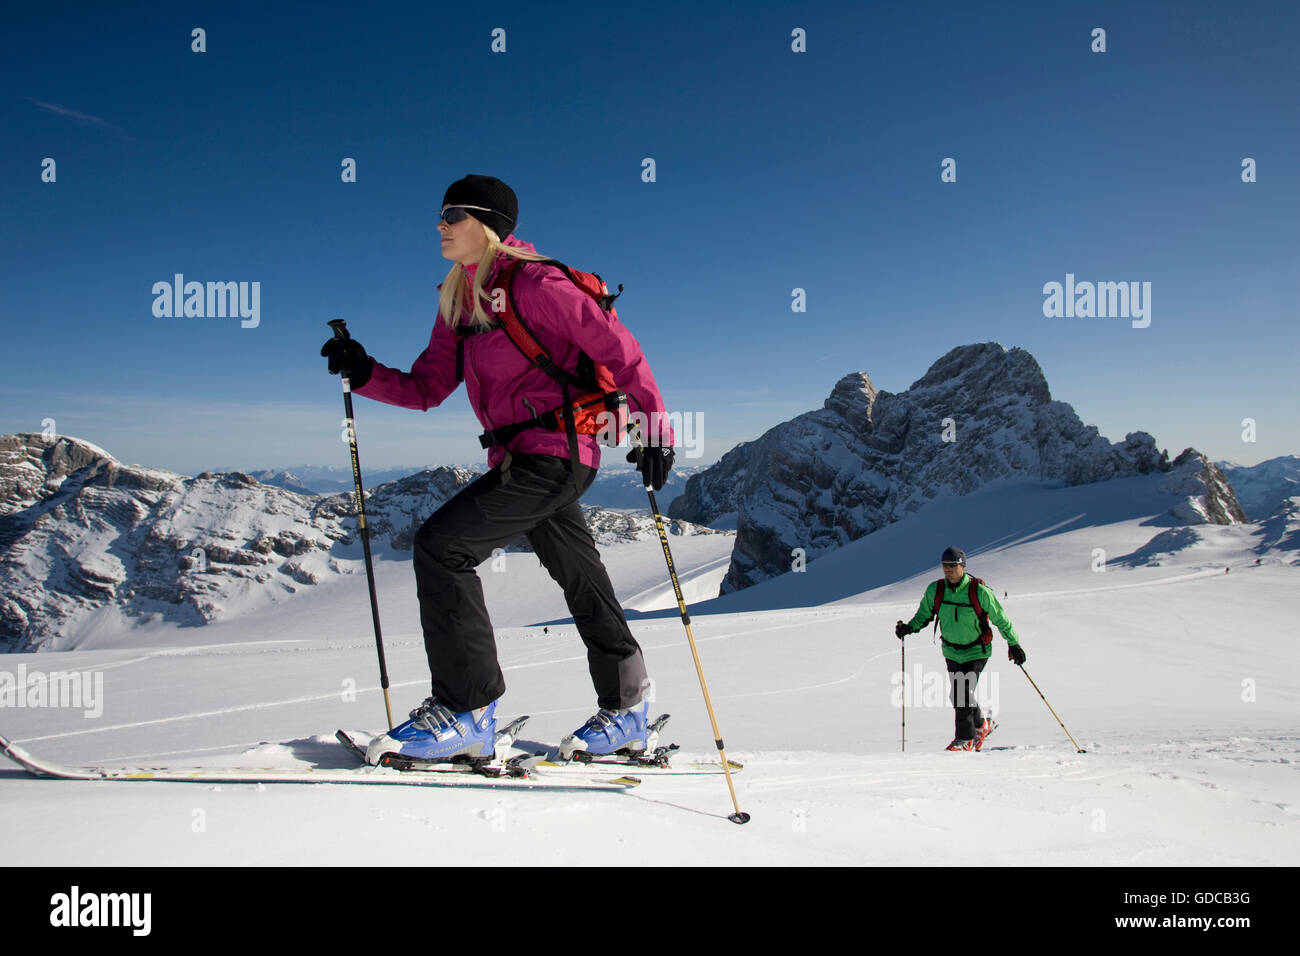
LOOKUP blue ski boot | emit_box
[559,700,655,760]
[365,697,497,766]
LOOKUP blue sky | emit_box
[2,0,1297,476]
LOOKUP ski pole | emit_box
[1017,664,1085,753]
[633,435,750,825]
[328,318,394,730]
[901,637,906,752]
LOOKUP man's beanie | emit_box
[941,546,966,565]
[442,174,518,241]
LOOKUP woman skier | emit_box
[321,174,675,765]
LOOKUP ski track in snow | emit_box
[13,614,876,749]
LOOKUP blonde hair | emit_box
[438,222,551,330]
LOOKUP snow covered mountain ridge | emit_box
[0,434,721,651]
[1216,456,1300,520]
[669,343,1247,594]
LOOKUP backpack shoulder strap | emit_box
[489,259,587,389]
[968,576,993,643]
[931,578,946,635]
[488,259,590,481]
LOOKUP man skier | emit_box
[895,547,1026,751]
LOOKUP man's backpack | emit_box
[455,257,632,473]
[925,576,994,650]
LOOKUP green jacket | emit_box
[906,573,1020,664]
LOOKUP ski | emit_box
[0,731,639,792]
[524,749,744,776]
[339,714,742,777]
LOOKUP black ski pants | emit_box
[412,452,647,714]
[946,655,988,740]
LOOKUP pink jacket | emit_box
[355,236,673,470]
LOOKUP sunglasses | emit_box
[438,204,499,225]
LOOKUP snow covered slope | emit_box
[1,472,1294,866]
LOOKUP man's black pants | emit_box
[412,452,647,714]
[946,656,988,740]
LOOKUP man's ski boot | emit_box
[973,718,997,751]
[559,700,659,762]
[945,737,976,752]
[365,697,497,767]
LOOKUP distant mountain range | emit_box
[244,462,703,510]
[239,465,461,497]
[1216,456,1300,520]
[0,435,723,651]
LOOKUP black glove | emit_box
[895,621,911,640]
[628,445,674,491]
[321,337,374,389]
[1009,644,1026,666]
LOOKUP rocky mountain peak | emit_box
[909,343,1052,405]
[2,433,121,512]
[823,372,878,433]
[1164,449,1248,525]
[668,343,1229,595]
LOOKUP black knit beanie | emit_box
[442,174,518,241]
[941,546,967,566]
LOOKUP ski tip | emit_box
[609,775,642,788]
[728,811,752,825]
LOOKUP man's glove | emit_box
[628,445,674,491]
[895,621,911,640]
[1008,644,1026,666]
[321,337,374,389]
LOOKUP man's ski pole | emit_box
[328,318,394,731]
[901,637,906,752]
[634,436,749,825]
[1017,664,1085,753]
